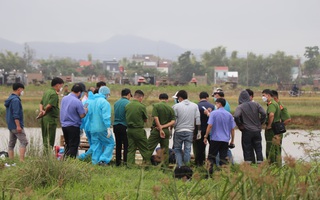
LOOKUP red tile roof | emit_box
[215,66,228,71]
[79,61,92,67]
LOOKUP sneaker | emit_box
[11,163,16,167]
[4,163,11,167]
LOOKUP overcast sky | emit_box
[0,0,319,57]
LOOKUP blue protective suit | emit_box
[78,91,95,160]
[86,93,114,164]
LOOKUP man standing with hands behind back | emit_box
[147,93,175,167]
[38,77,64,151]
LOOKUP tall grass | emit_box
[1,160,319,199]
[1,136,320,200]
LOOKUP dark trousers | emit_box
[194,130,207,166]
[208,140,228,173]
[113,124,128,166]
[62,126,80,158]
[242,130,263,163]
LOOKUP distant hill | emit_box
[0,35,205,60]
[0,38,23,53]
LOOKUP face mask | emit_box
[20,91,24,96]
[262,96,268,102]
[213,97,217,101]
[59,87,63,92]
[174,98,179,104]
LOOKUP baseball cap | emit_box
[212,88,224,96]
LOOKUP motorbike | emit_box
[289,90,302,97]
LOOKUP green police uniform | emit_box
[147,101,175,166]
[40,88,59,149]
[265,99,281,165]
[278,101,291,122]
[125,99,148,165]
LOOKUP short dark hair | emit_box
[51,77,64,86]
[96,81,106,88]
[262,89,273,97]
[199,91,209,99]
[246,89,254,97]
[176,90,188,100]
[271,90,279,98]
[121,88,132,97]
[134,90,144,98]
[13,83,24,91]
[215,98,226,107]
[71,84,84,93]
[77,82,86,92]
[159,93,169,100]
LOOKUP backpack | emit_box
[174,166,193,179]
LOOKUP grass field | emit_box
[1,83,320,129]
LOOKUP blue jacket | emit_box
[4,94,24,130]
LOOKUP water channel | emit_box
[0,128,319,163]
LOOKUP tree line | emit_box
[0,44,319,86]
[171,46,320,86]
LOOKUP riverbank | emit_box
[1,128,319,163]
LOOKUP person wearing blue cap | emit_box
[86,86,115,166]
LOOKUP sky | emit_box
[0,0,319,57]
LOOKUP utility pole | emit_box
[246,52,249,87]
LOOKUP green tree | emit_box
[201,46,228,84]
[304,46,320,77]
[0,51,25,72]
[171,51,204,83]
[201,46,228,68]
[23,43,35,72]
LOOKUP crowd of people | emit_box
[4,78,291,171]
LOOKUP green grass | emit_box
[1,83,320,128]
[1,154,320,199]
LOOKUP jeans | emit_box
[173,131,193,167]
[242,130,263,163]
